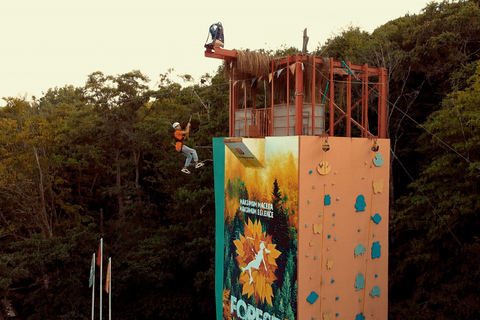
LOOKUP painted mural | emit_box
[222,137,299,320]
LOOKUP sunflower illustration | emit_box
[222,289,233,320]
[233,218,281,306]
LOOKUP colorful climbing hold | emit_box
[317,160,331,175]
[372,241,381,259]
[325,194,331,206]
[355,273,365,290]
[354,244,366,257]
[326,259,333,269]
[307,291,319,304]
[371,213,382,224]
[370,286,381,298]
[372,179,384,193]
[373,153,384,167]
[355,195,366,212]
[313,223,322,234]
[356,312,365,320]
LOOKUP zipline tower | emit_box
[208,37,389,320]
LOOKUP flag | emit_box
[290,64,296,75]
[97,243,101,266]
[105,259,111,293]
[89,254,95,288]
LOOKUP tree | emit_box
[390,61,480,319]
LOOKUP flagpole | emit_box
[99,238,103,320]
[91,253,95,320]
[108,257,112,320]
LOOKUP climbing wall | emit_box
[213,136,389,320]
[297,136,389,320]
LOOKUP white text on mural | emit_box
[239,199,273,218]
[231,296,280,320]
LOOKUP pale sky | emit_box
[0,0,433,100]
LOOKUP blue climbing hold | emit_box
[355,313,365,320]
[371,213,382,224]
[354,244,366,257]
[307,291,319,304]
[355,273,365,291]
[325,194,331,206]
[370,286,381,298]
[373,153,384,167]
[355,195,366,212]
[372,241,381,259]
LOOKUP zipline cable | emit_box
[390,148,463,247]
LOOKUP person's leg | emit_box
[192,148,198,162]
[181,146,195,167]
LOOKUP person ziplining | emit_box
[173,120,204,174]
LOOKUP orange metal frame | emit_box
[205,43,388,139]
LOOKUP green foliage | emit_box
[316,26,371,62]
[0,68,228,319]
[1,1,480,318]
[390,61,480,319]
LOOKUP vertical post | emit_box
[108,257,112,320]
[311,56,316,135]
[363,64,369,138]
[379,68,388,138]
[286,56,290,136]
[252,82,257,136]
[91,253,95,320]
[229,80,233,137]
[99,238,103,320]
[234,80,239,136]
[295,56,303,135]
[244,81,247,137]
[346,62,352,137]
[329,58,335,136]
[270,59,275,136]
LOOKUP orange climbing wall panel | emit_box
[214,136,389,320]
[298,136,389,320]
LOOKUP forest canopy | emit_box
[1,1,480,319]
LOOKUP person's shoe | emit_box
[195,162,204,169]
[181,168,191,174]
